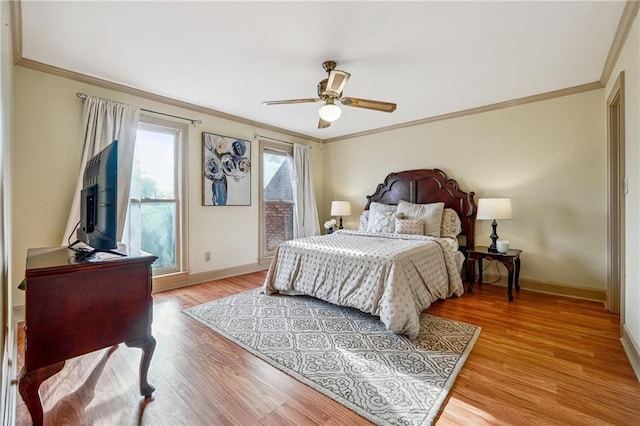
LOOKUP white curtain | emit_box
[292,144,320,238]
[63,96,140,246]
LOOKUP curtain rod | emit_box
[76,93,203,126]
[253,133,311,149]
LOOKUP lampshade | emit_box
[330,200,352,216]
[319,102,342,122]
[476,198,512,220]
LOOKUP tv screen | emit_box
[76,140,119,253]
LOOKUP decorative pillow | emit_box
[441,208,462,238]
[369,211,396,233]
[396,200,445,237]
[395,217,424,235]
[359,211,369,232]
[366,202,398,232]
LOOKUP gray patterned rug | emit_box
[183,289,480,425]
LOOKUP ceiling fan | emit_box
[261,61,397,129]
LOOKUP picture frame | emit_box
[202,132,251,206]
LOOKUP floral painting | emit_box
[202,132,251,206]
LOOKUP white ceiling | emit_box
[19,1,626,141]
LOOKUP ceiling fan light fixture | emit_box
[319,102,341,122]
[262,61,397,129]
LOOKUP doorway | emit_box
[607,71,625,320]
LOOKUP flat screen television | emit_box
[70,140,122,258]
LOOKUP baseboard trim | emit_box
[11,263,271,317]
[151,271,190,293]
[481,273,606,303]
[158,268,606,301]
[622,325,640,382]
[152,262,270,293]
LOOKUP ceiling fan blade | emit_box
[340,97,397,113]
[326,70,351,96]
[262,98,320,106]
[318,118,331,129]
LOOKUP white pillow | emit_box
[359,211,369,232]
[396,200,445,237]
[441,208,462,238]
[367,202,397,232]
[370,211,396,233]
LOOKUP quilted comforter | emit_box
[263,230,464,338]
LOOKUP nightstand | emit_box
[467,246,522,301]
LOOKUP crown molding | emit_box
[15,57,322,143]
[9,0,22,65]
[600,0,640,86]
[322,81,603,144]
[10,0,625,145]
[9,0,320,144]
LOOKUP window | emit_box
[260,141,294,259]
[130,117,187,275]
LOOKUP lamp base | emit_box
[338,216,344,229]
[488,220,499,252]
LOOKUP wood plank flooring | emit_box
[15,271,640,425]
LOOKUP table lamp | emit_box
[330,201,352,229]
[476,198,512,252]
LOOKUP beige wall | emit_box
[12,65,609,304]
[11,67,322,307]
[606,12,640,364]
[322,89,606,290]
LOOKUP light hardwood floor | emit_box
[15,271,640,425]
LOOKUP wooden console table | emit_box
[18,247,157,425]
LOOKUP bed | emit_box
[263,169,477,338]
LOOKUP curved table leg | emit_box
[18,361,65,426]
[125,335,156,397]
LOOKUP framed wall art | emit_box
[202,132,251,206]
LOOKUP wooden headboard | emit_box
[364,169,477,250]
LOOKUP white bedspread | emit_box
[263,230,464,338]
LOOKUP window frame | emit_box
[259,139,294,261]
[136,115,189,276]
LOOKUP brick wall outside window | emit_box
[265,201,294,252]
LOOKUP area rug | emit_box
[183,289,481,425]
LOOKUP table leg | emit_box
[515,256,521,292]
[466,258,476,292]
[18,361,65,426]
[125,334,156,397]
[478,258,484,284]
[507,262,515,302]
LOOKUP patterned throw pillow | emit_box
[359,211,369,231]
[395,217,424,235]
[396,200,445,237]
[369,211,396,233]
[441,208,462,238]
[366,202,398,232]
